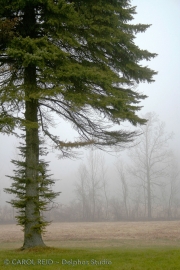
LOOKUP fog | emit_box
[0,0,180,222]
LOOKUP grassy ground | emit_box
[1,242,180,270]
[1,222,180,269]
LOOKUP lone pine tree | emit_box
[0,0,157,248]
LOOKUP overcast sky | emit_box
[0,0,180,205]
[132,0,180,145]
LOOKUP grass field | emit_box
[1,221,180,269]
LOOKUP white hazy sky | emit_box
[132,0,180,142]
[0,0,180,204]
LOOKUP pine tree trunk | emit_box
[20,5,45,249]
[22,66,45,249]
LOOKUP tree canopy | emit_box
[0,0,157,151]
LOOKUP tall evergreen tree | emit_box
[0,0,157,248]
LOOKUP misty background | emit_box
[0,0,180,222]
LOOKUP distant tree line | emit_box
[0,205,15,224]
[1,113,179,224]
[48,113,180,222]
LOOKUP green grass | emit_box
[1,242,180,270]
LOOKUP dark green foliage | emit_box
[0,0,157,153]
[5,142,60,233]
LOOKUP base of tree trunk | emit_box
[22,233,46,249]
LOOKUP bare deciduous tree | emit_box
[128,112,172,220]
[74,164,89,221]
[75,150,110,221]
[160,155,180,219]
[99,155,110,220]
[116,161,129,219]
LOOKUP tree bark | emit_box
[20,5,45,249]
[23,66,45,249]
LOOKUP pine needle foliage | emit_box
[5,142,60,234]
[0,0,157,152]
